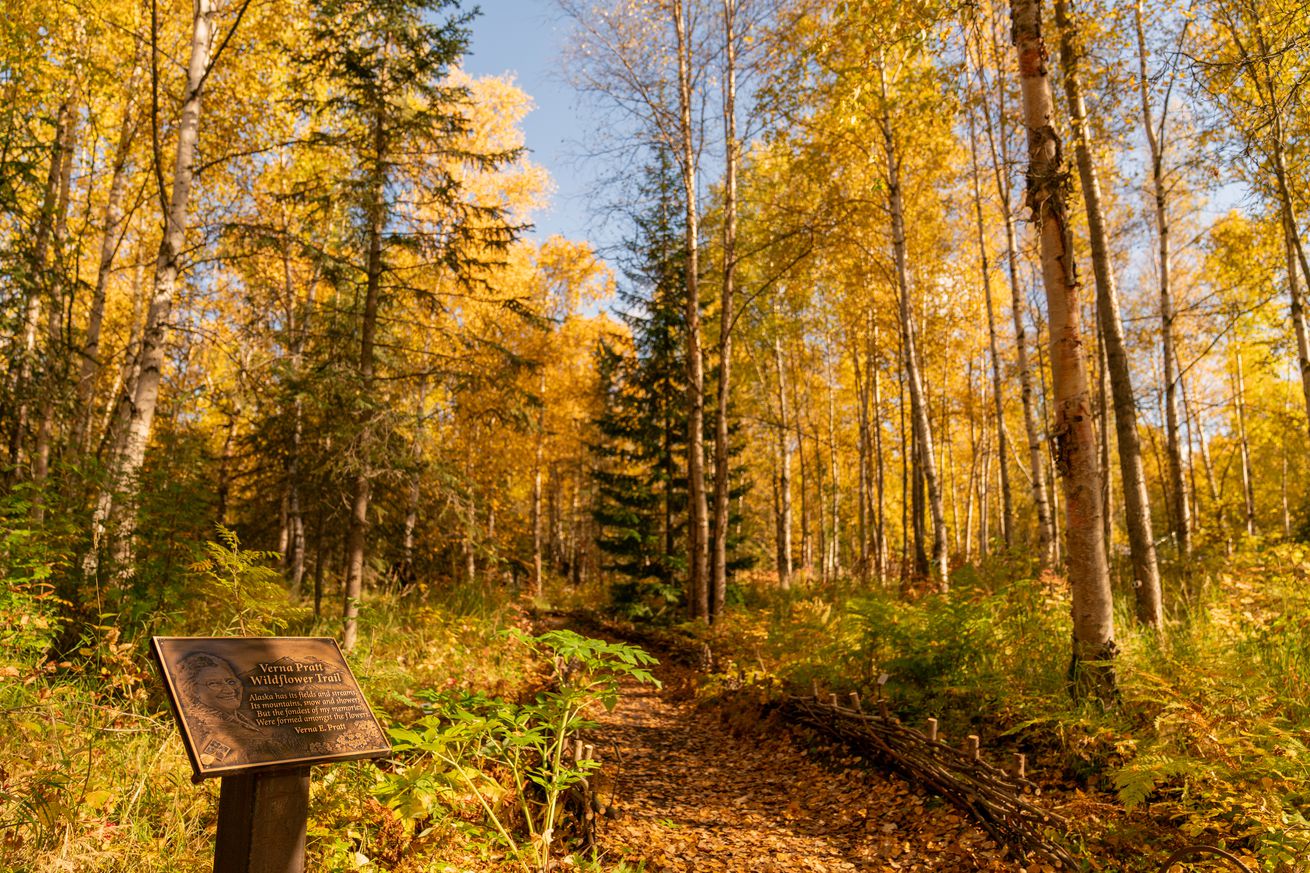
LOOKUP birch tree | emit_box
[560,0,713,619]
[1133,0,1191,558]
[968,2,1057,566]
[1011,0,1117,697]
[1053,0,1163,627]
[84,0,230,582]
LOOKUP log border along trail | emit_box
[586,653,1027,872]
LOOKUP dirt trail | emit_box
[591,666,1019,872]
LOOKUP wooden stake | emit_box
[848,691,861,711]
[828,692,839,708]
[967,735,980,761]
[1014,753,1027,779]
[926,718,938,742]
[812,679,820,701]
[214,768,310,873]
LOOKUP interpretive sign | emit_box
[152,636,391,780]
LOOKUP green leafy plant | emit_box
[379,629,659,872]
[185,525,307,635]
[0,495,68,668]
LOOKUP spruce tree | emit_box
[592,155,689,618]
[592,153,753,620]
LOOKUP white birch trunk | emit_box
[85,1,219,583]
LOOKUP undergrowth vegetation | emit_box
[6,499,1310,872]
[704,546,1310,871]
[0,523,635,873]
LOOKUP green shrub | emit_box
[377,630,659,872]
[0,497,67,669]
[179,525,310,636]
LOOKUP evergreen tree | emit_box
[592,153,753,620]
[592,155,689,618]
[289,0,520,648]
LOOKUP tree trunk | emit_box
[853,330,871,582]
[772,390,792,589]
[281,226,314,598]
[672,0,709,620]
[1096,322,1113,571]
[967,106,1014,548]
[215,406,240,525]
[710,0,739,621]
[1190,377,1229,553]
[826,345,841,578]
[1233,346,1256,537]
[1281,213,1310,433]
[964,360,979,561]
[663,400,676,577]
[1281,452,1291,538]
[976,21,1055,566]
[1182,371,1202,536]
[979,396,993,560]
[76,63,142,453]
[912,431,928,579]
[871,322,887,584]
[812,395,827,584]
[312,506,326,618]
[898,329,909,587]
[1055,0,1162,627]
[1132,0,1190,558]
[1035,312,1063,567]
[533,372,546,598]
[342,104,388,652]
[8,97,73,478]
[1012,0,1116,698]
[880,55,947,586]
[568,465,583,585]
[84,1,219,584]
[944,376,959,558]
[95,255,147,464]
[792,346,812,581]
[32,100,78,518]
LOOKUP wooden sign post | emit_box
[152,637,391,873]
[214,769,311,873]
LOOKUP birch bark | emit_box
[879,53,948,585]
[1011,0,1116,697]
[672,0,710,620]
[84,1,220,583]
[710,0,739,621]
[975,19,1055,565]
[1054,0,1162,627]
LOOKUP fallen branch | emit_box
[780,694,1079,869]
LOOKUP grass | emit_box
[0,510,646,873]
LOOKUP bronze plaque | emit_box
[152,637,391,780]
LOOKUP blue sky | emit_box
[464,1,604,249]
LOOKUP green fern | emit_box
[185,525,306,635]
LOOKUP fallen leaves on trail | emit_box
[590,666,1025,872]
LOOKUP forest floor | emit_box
[589,660,1026,873]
